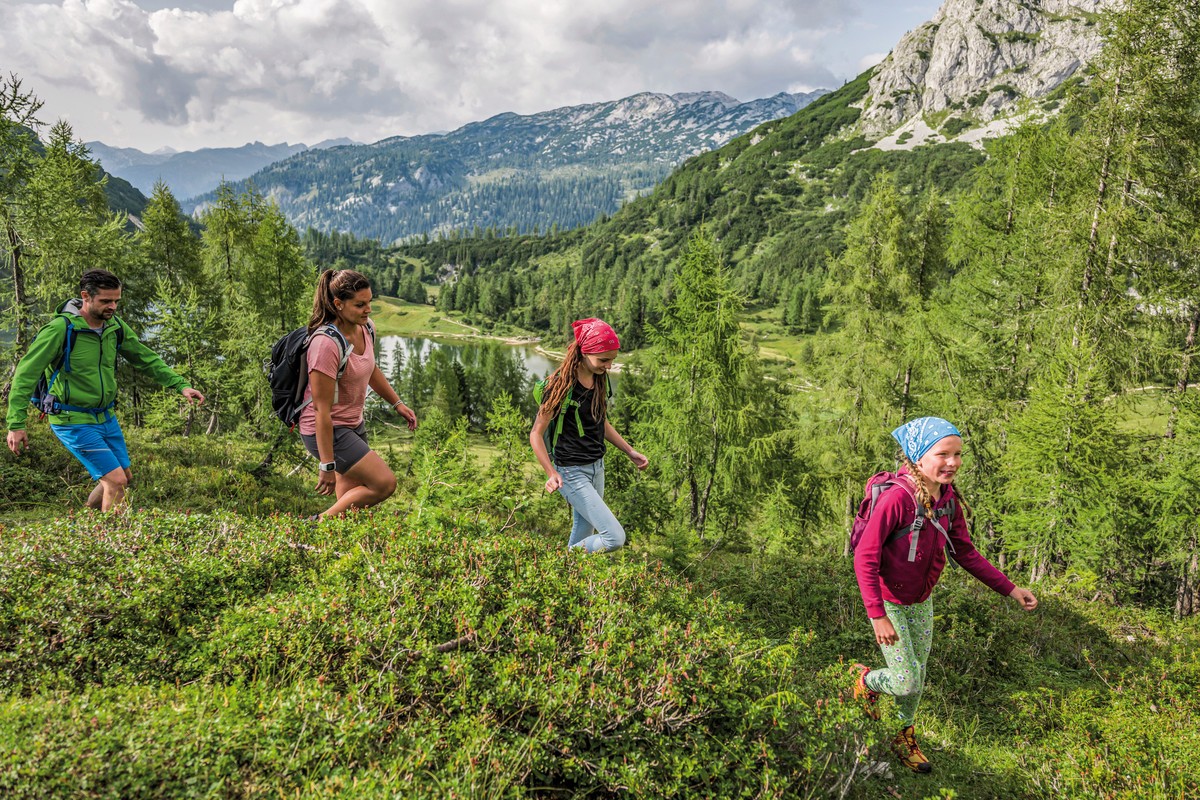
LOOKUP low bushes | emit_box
[0,511,871,798]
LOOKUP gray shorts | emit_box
[299,423,371,474]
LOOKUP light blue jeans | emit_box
[556,458,626,553]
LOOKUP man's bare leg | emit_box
[95,467,131,512]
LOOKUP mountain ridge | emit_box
[87,138,361,202]
[189,88,828,242]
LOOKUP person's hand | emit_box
[394,402,418,431]
[1010,586,1038,611]
[182,388,205,405]
[544,471,562,493]
[7,430,28,455]
[628,449,649,470]
[871,616,899,646]
[315,469,337,495]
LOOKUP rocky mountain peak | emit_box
[858,0,1122,139]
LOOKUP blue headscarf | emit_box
[891,417,961,462]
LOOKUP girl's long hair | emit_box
[899,449,972,524]
[307,269,371,333]
[537,340,608,422]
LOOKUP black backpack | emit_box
[266,321,373,429]
[31,315,126,419]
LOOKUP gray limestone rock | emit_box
[858,0,1122,138]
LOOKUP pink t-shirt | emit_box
[297,325,376,435]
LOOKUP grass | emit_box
[369,297,484,338]
[3,427,1199,798]
[740,308,814,366]
[1115,388,1174,436]
[371,297,540,342]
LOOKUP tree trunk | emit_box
[1075,70,1123,351]
[1176,536,1198,618]
[205,390,220,435]
[3,220,29,405]
[252,428,285,480]
[990,520,1007,570]
[1166,303,1200,439]
[696,425,720,533]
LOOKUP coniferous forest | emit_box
[2,2,1200,797]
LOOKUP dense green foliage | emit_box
[0,424,875,799]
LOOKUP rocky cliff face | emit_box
[858,0,1122,138]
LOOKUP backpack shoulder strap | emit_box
[112,315,128,349]
[54,317,78,374]
[316,324,352,404]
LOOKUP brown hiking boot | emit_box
[891,725,933,773]
[851,663,880,720]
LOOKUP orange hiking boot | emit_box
[850,663,880,720]
[891,725,933,773]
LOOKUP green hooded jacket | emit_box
[5,298,191,431]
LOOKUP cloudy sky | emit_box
[3,0,943,152]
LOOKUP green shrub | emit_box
[941,117,974,137]
[0,511,873,798]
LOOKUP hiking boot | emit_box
[851,663,881,720]
[891,725,933,773]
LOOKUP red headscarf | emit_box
[571,318,620,354]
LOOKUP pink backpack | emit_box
[848,472,957,562]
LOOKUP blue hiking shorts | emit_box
[50,416,131,480]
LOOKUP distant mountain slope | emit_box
[190,90,827,243]
[100,170,149,226]
[87,139,358,203]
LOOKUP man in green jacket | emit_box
[5,269,204,511]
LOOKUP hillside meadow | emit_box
[1,424,1197,800]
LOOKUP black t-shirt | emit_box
[550,381,606,466]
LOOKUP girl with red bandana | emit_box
[529,318,648,553]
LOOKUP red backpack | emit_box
[848,472,957,563]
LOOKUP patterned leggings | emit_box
[863,597,934,726]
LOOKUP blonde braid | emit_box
[899,450,934,519]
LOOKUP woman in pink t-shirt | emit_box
[299,269,418,519]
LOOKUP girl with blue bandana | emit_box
[850,416,1038,774]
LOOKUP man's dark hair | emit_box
[80,269,121,296]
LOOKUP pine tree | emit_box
[0,74,44,377]
[640,229,776,535]
[137,181,202,295]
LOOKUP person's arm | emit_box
[944,502,1038,609]
[367,366,417,431]
[529,412,561,492]
[116,320,194,395]
[309,369,338,495]
[854,489,908,644]
[944,503,1017,595]
[603,419,648,469]
[6,320,68,453]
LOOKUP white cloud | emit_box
[859,52,889,71]
[0,0,923,149]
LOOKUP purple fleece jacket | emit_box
[853,468,1015,619]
